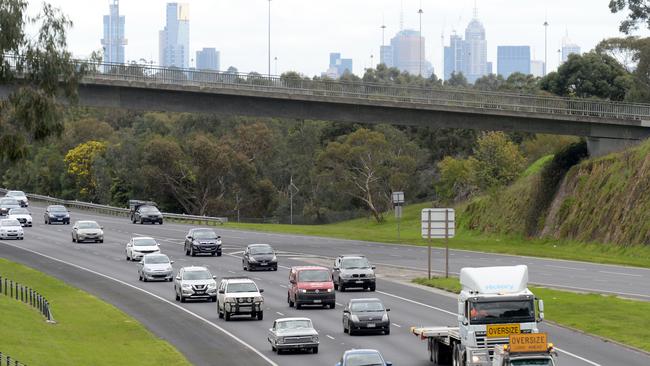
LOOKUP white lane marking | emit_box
[1,242,278,366]
[326,335,335,340]
[545,264,585,271]
[228,270,235,274]
[279,285,287,288]
[335,302,343,307]
[253,277,262,281]
[276,312,284,316]
[376,290,603,365]
[555,348,601,366]
[392,323,401,328]
[598,270,643,277]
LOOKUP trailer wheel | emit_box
[452,343,465,366]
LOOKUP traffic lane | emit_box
[10,227,430,366]
[0,243,272,366]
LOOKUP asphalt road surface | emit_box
[0,203,648,366]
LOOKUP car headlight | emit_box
[350,315,360,322]
[382,313,389,322]
[64,214,70,218]
[254,296,263,302]
[248,257,257,262]
[181,284,191,288]
[276,337,284,344]
[311,336,318,342]
[225,297,236,303]
[208,283,217,289]
[340,273,352,279]
[216,239,222,245]
[299,289,307,293]
[327,288,332,293]
[271,255,277,262]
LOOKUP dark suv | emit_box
[44,205,70,225]
[184,228,222,256]
[332,254,376,292]
[242,244,278,271]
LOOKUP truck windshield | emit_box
[469,300,535,325]
[511,359,554,366]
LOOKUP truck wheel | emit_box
[452,343,464,366]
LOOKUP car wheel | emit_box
[343,320,349,333]
[99,240,104,243]
[138,273,142,281]
[126,253,130,261]
[333,281,338,291]
[271,343,276,352]
[243,261,247,271]
[370,283,376,291]
[72,236,76,243]
[211,296,217,303]
[339,284,345,292]
[190,247,195,257]
[217,302,224,318]
[224,310,231,321]
[385,327,390,335]
[180,295,186,303]
[175,291,180,301]
[139,219,143,225]
[211,252,216,256]
[184,245,189,256]
[217,252,221,257]
[329,302,336,309]
[349,323,355,336]
[257,311,263,320]
[159,220,163,225]
[273,267,278,271]
[312,346,318,354]
[288,294,295,308]
[142,275,147,282]
[295,303,301,310]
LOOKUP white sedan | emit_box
[0,219,24,240]
[7,208,32,227]
[126,237,161,261]
[4,190,28,207]
[72,220,104,243]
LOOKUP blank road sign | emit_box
[421,208,455,239]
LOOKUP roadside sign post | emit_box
[421,208,455,279]
[392,191,405,243]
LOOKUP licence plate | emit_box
[355,281,364,284]
[260,263,268,266]
[367,323,375,328]
[195,291,205,295]
[313,299,322,303]
[486,324,521,338]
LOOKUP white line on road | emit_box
[276,312,284,316]
[555,348,601,366]
[545,264,585,271]
[1,242,278,366]
[227,270,235,274]
[392,323,401,328]
[335,302,343,307]
[598,270,643,277]
[326,335,335,340]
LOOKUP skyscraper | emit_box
[444,32,464,80]
[561,32,581,63]
[530,60,545,77]
[497,46,531,78]
[101,0,126,64]
[196,48,220,71]
[159,3,190,68]
[380,45,394,68]
[462,9,488,83]
[384,30,430,76]
[323,53,353,78]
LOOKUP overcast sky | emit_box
[26,0,644,77]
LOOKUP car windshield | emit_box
[1,198,19,205]
[133,238,157,246]
[145,255,170,264]
[276,320,311,330]
[49,206,67,212]
[193,230,217,239]
[469,299,535,325]
[298,269,330,282]
[9,208,28,215]
[78,222,100,229]
[350,301,385,312]
[183,270,212,280]
[227,283,258,293]
[250,245,273,255]
[7,191,24,197]
[140,206,159,213]
[341,257,370,269]
[511,360,554,366]
[0,219,20,226]
[344,352,385,366]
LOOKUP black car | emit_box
[342,298,390,335]
[133,205,163,225]
[184,228,222,256]
[44,205,70,225]
[242,244,278,271]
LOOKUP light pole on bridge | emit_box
[418,8,424,77]
[268,0,272,77]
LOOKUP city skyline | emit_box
[30,0,647,77]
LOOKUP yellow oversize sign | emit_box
[486,324,521,338]
[509,333,548,353]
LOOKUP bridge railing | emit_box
[4,53,650,121]
[0,189,228,225]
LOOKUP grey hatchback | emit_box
[342,298,390,335]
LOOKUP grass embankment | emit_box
[414,277,650,353]
[0,258,191,366]
[223,200,650,268]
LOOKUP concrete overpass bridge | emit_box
[3,60,650,155]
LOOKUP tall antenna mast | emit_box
[400,0,404,31]
[473,0,478,18]
[381,14,386,46]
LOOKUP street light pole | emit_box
[418,8,424,76]
[268,0,272,77]
[544,20,548,76]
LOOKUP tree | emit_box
[609,0,650,34]
[64,141,107,200]
[540,52,633,101]
[0,0,93,161]
[474,74,505,91]
[597,36,650,102]
[316,127,419,222]
[436,156,477,201]
[444,72,469,87]
[471,131,526,190]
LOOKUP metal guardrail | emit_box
[5,53,649,122]
[0,352,27,366]
[0,189,227,225]
[0,275,54,323]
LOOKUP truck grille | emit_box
[192,285,207,291]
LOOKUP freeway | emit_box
[1,203,648,366]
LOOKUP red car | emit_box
[287,266,335,309]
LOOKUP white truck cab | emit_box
[412,265,545,366]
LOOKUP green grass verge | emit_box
[521,154,554,178]
[0,258,191,366]
[413,277,650,353]
[222,201,650,268]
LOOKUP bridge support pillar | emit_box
[586,137,640,157]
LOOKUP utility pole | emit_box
[268,0,272,77]
[418,8,424,76]
[544,20,548,76]
[274,56,278,75]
